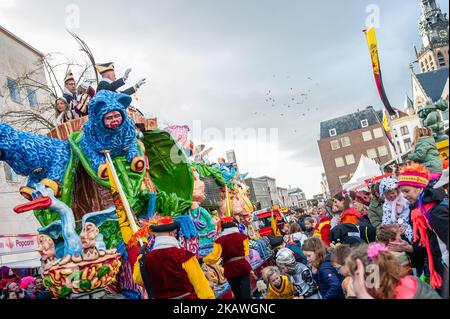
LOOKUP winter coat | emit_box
[368,198,384,228]
[339,207,362,225]
[410,187,449,292]
[394,276,441,299]
[381,196,413,242]
[408,136,443,173]
[313,254,345,299]
[313,217,331,246]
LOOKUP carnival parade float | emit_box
[0,85,275,298]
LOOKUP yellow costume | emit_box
[264,275,294,299]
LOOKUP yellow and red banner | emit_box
[364,27,396,116]
[106,160,140,267]
[382,109,396,150]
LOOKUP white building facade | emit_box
[1,25,50,267]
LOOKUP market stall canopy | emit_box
[343,155,383,191]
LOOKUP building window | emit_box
[361,119,369,128]
[377,145,389,157]
[367,148,377,159]
[373,127,384,139]
[339,175,349,185]
[404,138,412,151]
[4,163,18,182]
[330,140,340,150]
[340,136,351,147]
[27,88,38,108]
[437,52,446,66]
[345,154,355,165]
[335,157,345,168]
[329,128,337,137]
[362,130,373,141]
[400,126,409,136]
[7,78,21,104]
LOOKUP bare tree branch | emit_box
[1,53,94,134]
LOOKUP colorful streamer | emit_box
[364,27,396,116]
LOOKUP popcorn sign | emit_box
[0,234,38,254]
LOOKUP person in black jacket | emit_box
[95,62,146,95]
[63,69,77,105]
[398,163,449,298]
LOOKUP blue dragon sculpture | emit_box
[0,122,70,199]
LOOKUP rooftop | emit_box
[0,24,44,57]
[257,176,276,181]
[319,106,383,140]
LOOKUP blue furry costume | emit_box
[80,90,142,174]
[0,123,70,188]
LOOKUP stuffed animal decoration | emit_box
[0,123,71,199]
[80,90,145,179]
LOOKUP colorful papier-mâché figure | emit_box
[80,90,145,179]
[0,122,71,199]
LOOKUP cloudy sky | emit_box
[1,0,448,197]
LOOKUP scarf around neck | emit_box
[220,227,240,237]
[152,236,180,250]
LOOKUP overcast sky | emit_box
[1,0,448,197]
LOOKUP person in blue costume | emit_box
[80,90,145,179]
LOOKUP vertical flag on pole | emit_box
[382,110,396,150]
[364,27,396,116]
[105,157,140,267]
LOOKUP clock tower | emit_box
[416,0,449,72]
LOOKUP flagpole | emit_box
[104,151,143,245]
[225,185,231,217]
[385,111,401,164]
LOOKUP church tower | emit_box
[416,0,449,72]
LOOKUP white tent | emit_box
[343,155,383,190]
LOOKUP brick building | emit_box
[317,106,393,196]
